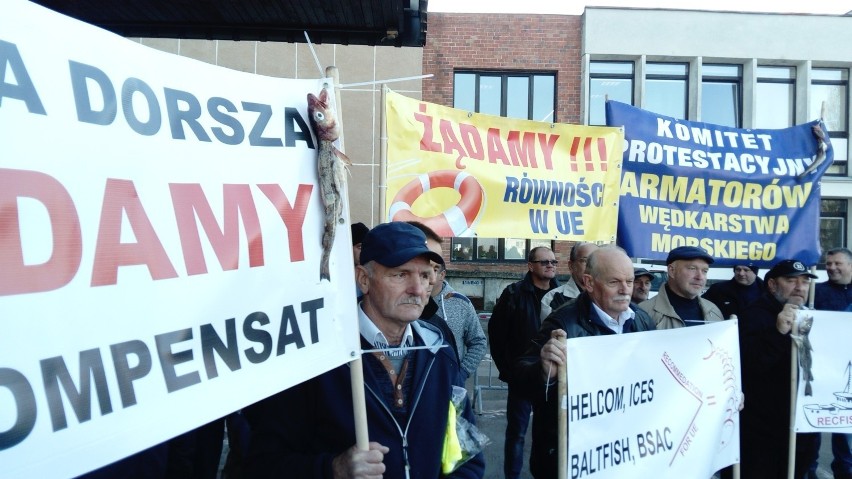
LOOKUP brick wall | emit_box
[423,13,584,278]
[422,12,582,124]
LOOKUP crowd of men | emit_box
[487,243,852,479]
[79,224,851,479]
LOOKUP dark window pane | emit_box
[503,238,527,260]
[477,238,499,260]
[451,238,474,261]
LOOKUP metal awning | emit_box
[32,0,428,47]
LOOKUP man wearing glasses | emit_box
[539,242,599,321]
[488,247,559,479]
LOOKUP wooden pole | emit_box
[558,335,568,479]
[325,65,370,452]
[787,317,799,479]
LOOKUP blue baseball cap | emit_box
[359,222,444,268]
[666,246,714,265]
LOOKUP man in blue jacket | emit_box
[244,222,484,478]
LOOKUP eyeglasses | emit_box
[530,260,558,266]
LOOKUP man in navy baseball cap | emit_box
[359,221,443,268]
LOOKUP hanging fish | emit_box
[791,313,815,396]
[307,87,350,281]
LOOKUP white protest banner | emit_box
[1,1,360,477]
[794,310,852,433]
[566,320,740,478]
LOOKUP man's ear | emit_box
[581,273,593,292]
[356,265,370,294]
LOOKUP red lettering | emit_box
[537,133,559,171]
[91,179,178,286]
[597,137,609,171]
[0,168,82,295]
[256,184,312,262]
[568,136,581,172]
[506,131,537,168]
[170,184,264,275]
[413,104,441,152]
[459,123,484,162]
[439,119,465,159]
[486,128,510,166]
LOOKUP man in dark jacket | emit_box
[702,263,766,320]
[244,222,484,479]
[815,247,852,479]
[513,246,656,479]
[739,259,819,479]
[488,246,558,479]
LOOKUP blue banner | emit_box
[606,101,832,267]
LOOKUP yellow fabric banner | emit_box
[385,90,623,241]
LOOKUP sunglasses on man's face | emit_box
[530,260,558,266]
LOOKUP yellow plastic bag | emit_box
[441,400,463,474]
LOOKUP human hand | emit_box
[776,303,799,335]
[332,442,389,479]
[540,329,567,381]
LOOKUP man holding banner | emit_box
[243,222,484,478]
[512,246,655,478]
[739,259,820,479]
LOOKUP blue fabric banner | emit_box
[606,101,832,267]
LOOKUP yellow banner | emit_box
[385,90,623,241]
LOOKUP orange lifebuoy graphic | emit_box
[389,170,485,237]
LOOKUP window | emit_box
[810,68,848,176]
[453,71,556,121]
[755,66,796,129]
[820,199,847,261]
[450,237,551,263]
[588,61,634,125]
[452,71,557,262]
[701,64,742,127]
[645,63,688,120]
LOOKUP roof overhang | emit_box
[32,0,428,47]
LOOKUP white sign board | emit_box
[566,321,741,478]
[0,1,359,477]
[794,310,852,433]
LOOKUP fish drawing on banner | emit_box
[307,87,350,281]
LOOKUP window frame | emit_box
[453,70,558,122]
[588,60,635,126]
[810,67,849,177]
[701,63,743,127]
[644,62,689,120]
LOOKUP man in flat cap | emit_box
[631,267,655,304]
[739,259,820,479]
[638,246,723,329]
[702,263,767,320]
[245,222,484,478]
